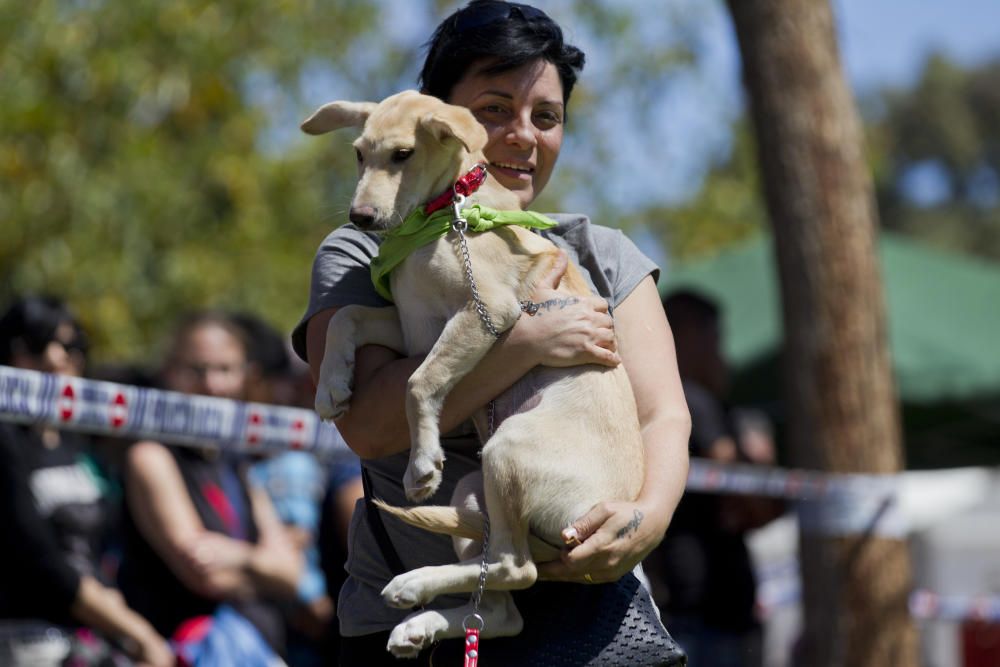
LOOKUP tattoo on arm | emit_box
[523,296,580,316]
[616,510,644,540]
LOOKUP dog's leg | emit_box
[403,304,518,502]
[382,485,536,608]
[385,590,521,658]
[315,304,404,420]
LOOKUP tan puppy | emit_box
[302,90,644,657]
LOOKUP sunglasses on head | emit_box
[454,1,550,32]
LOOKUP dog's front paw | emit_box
[387,617,439,658]
[314,359,354,420]
[382,572,429,609]
[403,449,445,503]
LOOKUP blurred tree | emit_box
[643,122,767,262]
[0,0,385,361]
[0,0,702,365]
[727,0,918,666]
[869,54,1000,259]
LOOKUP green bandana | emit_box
[370,203,557,302]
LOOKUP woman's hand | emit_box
[130,630,174,667]
[536,499,666,584]
[508,250,620,368]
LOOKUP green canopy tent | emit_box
[660,231,1000,468]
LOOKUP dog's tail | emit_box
[371,499,563,561]
[372,499,483,539]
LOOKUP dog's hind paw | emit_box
[403,451,444,503]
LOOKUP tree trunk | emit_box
[725,1,919,665]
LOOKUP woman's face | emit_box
[164,323,248,400]
[448,59,565,208]
[11,321,85,377]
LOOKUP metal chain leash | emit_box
[451,189,496,664]
[451,192,501,339]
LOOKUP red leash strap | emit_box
[424,163,489,215]
[463,626,480,667]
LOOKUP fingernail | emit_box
[562,527,581,546]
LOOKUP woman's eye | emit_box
[535,111,562,128]
[392,148,414,163]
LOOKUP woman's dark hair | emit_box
[165,310,251,364]
[419,0,586,107]
[0,295,88,365]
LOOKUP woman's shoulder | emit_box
[317,223,382,259]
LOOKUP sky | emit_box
[292,0,1000,218]
[564,0,1000,213]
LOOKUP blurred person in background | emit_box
[117,310,302,665]
[643,289,786,667]
[0,295,173,667]
[234,311,362,666]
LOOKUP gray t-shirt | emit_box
[293,214,658,636]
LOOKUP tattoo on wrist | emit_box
[520,296,580,316]
[616,510,644,540]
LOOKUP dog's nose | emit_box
[349,205,377,228]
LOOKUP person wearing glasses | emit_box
[294,2,690,664]
[118,310,303,662]
[0,295,174,666]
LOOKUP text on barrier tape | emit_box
[0,365,352,461]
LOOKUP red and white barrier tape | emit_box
[0,365,352,461]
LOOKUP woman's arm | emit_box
[538,275,691,583]
[125,441,253,599]
[71,575,174,667]
[240,485,304,599]
[126,441,301,602]
[307,253,620,459]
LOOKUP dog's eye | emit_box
[391,148,414,163]
[355,148,363,164]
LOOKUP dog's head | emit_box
[302,90,488,232]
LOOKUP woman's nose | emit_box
[504,112,536,149]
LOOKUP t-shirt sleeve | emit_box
[292,226,389,362]
[0,433,81,617]
[591,225,660,308]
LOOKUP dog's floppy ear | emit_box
[419,105,488,153]
[301,101,377,135]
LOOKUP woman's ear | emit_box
[301,101,377,135]
[419,104,488,153]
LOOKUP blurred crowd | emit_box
[0,291,784,667]
[0,295,362,667]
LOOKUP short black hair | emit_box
[230,312,291,378]
[0,295,88,365]
[419,0,585,107]
[662,289,720,331]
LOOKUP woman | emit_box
[0,296,173,667]
[293,1,691,664]
[118,311,303,661]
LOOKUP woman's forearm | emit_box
[635,414,690,536]
[71,576,169,663]
[333,330,540,459]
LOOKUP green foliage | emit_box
[647,123,767,263]
[0,0,712,365]
[870,53,1000,259]
[0,0,379,361]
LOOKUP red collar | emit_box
[423,163,489,215]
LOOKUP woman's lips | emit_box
[490,161,534,181]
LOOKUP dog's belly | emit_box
[485,364,645,546]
